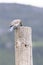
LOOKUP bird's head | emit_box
[9,19,22,32]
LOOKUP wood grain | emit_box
[15,26,33,65]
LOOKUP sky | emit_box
[0,0,43,7]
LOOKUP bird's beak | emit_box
[8,26,14,32]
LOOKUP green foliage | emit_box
[33,42,43,47]
[33,47,43,65]
[0,49,14,65]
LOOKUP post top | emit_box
[19,26,31,28]
[18,26,32,31]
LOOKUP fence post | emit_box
[15,26,33,65]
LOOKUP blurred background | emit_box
[0,3,43,65]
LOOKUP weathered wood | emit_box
[15,26,33,65]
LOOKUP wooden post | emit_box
[15,26,33,65]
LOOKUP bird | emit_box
[9,19,23,32]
